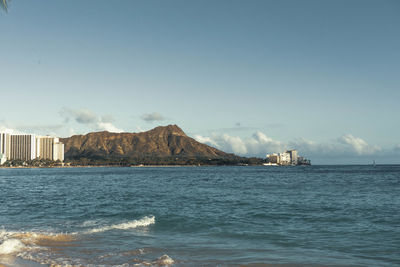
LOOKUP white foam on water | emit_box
[156,254,175,265]
[0,216,157,266]
[18,251,83,267]
[0,239,26,255]
[0,228,74,263]
[134,254,175,266]
[0,229,16,241]
[81,220,99,227]
[86,216,155,234]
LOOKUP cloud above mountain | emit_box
[59,107,124,133]
[141,112,166,123]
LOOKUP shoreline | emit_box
[0,256,46,267]
[0,164,226,169]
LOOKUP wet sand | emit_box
[0,255,46,267]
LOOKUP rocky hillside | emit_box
[60,125,236,161]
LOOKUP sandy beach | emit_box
[0,255,46,267]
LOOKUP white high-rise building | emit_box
[9,134,37,161]
[0,133,10,159]
[0,153,7,165]
[288,150,298,165]
[0,133,64,162]
[36,136,64,161]
[53,141,65,162]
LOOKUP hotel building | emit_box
[0,133,64,163]
[36,136,64,161]
[266,149,306,166]
[9,134,37,161]
[288,150,298,165]
[0,133,10,158]
[0,153,6,165]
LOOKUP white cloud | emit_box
[0,126,24,135]
[0,122,72,137]
[246,131,285,155]
[96,122,124,133]
[337,134,381,155]
[16,124,64,133]
[218,134,248,154]
[194,131,382,159]
[288,137,340,157]
[141,112,166,123]
[0,122,68,137]
[60,108,97,124]
[195,132,284,156]
[195,133,247,154]
[59,107,124,133]
[193,135,219,147]
[288,135,381,158]
[75,110,97,124]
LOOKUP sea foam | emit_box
[86,216,155,234]
[133,254,175,266]
[0,216,156,265]
[155,254,175,265]
[0,239,26,254]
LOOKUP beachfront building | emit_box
[279,152,291,165]
[297,156,311,165]
[0,133,11,158]
[266,153,280,164]
[35,135,65,161]
[288,150,298,165]
[0,153,6,165]
[36,136,64,161]
[0,133,64,162]
[266,149,309,166]
[53,141,65,162]
[9,134,37,161]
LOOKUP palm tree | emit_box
[1,0,9,12]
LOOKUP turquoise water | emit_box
[0,166,399,266]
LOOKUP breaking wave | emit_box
[86,215,155,234]
[134,254,175,266]
[0,229,76,256]
[0,216,157,265]
[0,238,26,255]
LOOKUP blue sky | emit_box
[1,0,399,164]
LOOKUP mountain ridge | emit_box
[60,125,239,164]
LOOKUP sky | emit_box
[1,0,399,164]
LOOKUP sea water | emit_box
[0,165,399,266]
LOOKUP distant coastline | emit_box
[0,164,254,169]
[1,126,314,168]
[0,163,317,169]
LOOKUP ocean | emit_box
[0,165,399,266]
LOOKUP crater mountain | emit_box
[60,125,243,164]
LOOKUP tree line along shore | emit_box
[1,156,267,168]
